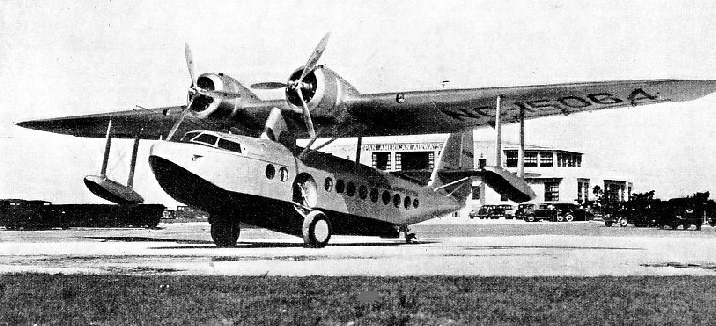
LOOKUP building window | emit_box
[524,151,538,167]
[471,186,481,200]
[505,150,518,167]
[539,152,553,167]
[372,152,391,170]
[557,152,582,167]
[544,181,560,202]
[577,179,590,203]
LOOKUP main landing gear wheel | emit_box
[302,210,331,248]
[210,215,240,247]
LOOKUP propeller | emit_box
[291,33,330,140]
[166,43,243,141]
[251,33,330,140]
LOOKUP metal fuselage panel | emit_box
[148,134,462,232]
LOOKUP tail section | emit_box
[429,129,536,203]
[429,130,474,201]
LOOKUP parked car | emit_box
[497,204,515,219]
[521,203,592,222]
[469,205,505,219]
[550,203,593,222]
[515,203,535,220]
[521,203,554,222]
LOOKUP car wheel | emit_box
[556,215,564,222]
[619,218,628,227]
[605,221,613,227]
[565,214,574,222]
[526,215,535,222]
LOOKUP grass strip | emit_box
[1,274,715,325]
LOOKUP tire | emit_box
[302,210,331,248]
[564,214,574,222]
[696,223,702,231]
[526,214,536,222]
[619,218,628,227]
[556,215,564,222]
[210,215,240,247]
[605,221,613,227]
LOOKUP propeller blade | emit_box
[299,32,330,82]
[185,43,197,87]
[251,82,288,90]
[196,89,242,99]
[295,88,316,139]
[167,100,193,141]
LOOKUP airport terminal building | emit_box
[318,135,632,219]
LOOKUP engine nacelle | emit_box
[285,66,360,120]
[188,73,257,120]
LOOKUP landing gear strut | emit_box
[399,225,416,244]
[209,214,240,247]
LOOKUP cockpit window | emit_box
[181,131,201,143]
[217,138,242,153]
[192,133,218,146]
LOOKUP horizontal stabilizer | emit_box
[438,166,535,203]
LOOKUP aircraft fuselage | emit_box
[148,131,463,240]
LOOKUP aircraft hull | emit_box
[148,154,399,238]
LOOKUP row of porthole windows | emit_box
[266,164,289,182]
[324,177,419,210]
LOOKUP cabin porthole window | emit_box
[324,177,333,192]
[413,198,420,209]
[370,188,379,203]
[359,185,368,200]
[393,194,401,208]
[404,196,411,210]
[279,167,289,182]
[336,180,345,194]
[265,165,275,180]
[382,190,391,205]
[346,181,356,197]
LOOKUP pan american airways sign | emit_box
[363,142,444,152]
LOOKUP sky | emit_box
[1,0,716,206]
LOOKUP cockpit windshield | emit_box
[181,131,242,153]
[180,131,200,143]
[217,138,242,153]
[192,133,218,146]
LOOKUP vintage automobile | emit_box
[469,205,506,219]
[497,204,515,219]
[520,203,591,222]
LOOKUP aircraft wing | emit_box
[15,105,267,139]
[16,79,716,139]
[346,79,716,136]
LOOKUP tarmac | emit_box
[1,220,716,276]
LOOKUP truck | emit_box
[0,199,164,230]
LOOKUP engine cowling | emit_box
[285,66,360,120]
[188,73,253,120]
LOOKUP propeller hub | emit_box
[286,67,319,108]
